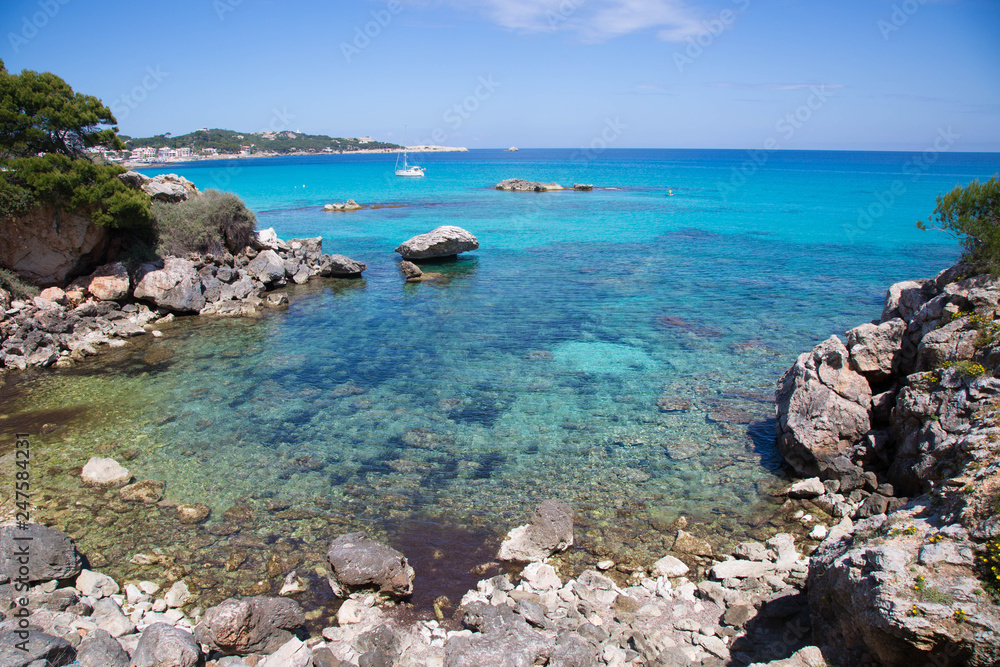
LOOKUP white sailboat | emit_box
[394,126,425,177]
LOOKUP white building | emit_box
[176,147,192,158]
[202,147,218,155]
[358,136,372,144]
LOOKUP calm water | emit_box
[3,149,998,609]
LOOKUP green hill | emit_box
[120,128,400,154]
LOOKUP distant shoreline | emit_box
[125,145,468,170]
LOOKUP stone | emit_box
[83,262,131,301]
[164,580,192,608]
[131,622,202,667]
[521,562,561,591]
[846,318,906,381]
[319,254,367,276]
[92,597,135,637]
[326,532,415,597]
[495,178,565,191]
[733,542,768,561]
[81,456,131,486]
[399,260,423,279]
[710,559,776,580]
[775,335,873,478]
[38,286,67,304]
[0,629,75,667]
[76,628,129,667]
[119,480,165,503]
[254,227,281,250]
[194,595,305,655]
[245,249,286,285]
[809,524,828,540]
[395,225,479,260]
[0,523,82,582]
[784,477,826,498]
[259,637,313,667]
[175,503,210,524]
[76,569,120,598]
[747,646,827,667]
[141,174,199,202]
[881,279,937,323]
[673,530,714,557]
[134,258,207,313]
[498,499,574,562]
[323,200,363,211]
[0,204,111,286]
[651,555,689,577]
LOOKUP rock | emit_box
[118,170,150,189]
[76,569,120,598]
[131,623,202,667]
[76,628,129,667]
[175,503,210,524]
[319,254,367,277]
[194,595,305,655]
[651,555,689,577]
[38,286,67,304]
[79,262,131,301]
[573,183,594,191]
[747,646,827,667]
[395,225,479,260]
[0,204,111,286]
[141,173,199,203]
[81,456,131,487]
[119,480,165,503]
[164,580,192,608]
[722,603,756,628]
[278,570,306,596]
[326,532,415,597]
[672,530,714,557]
[809,524,828,540]
[783,477,826,499]
[246,249,287,285]
[259,637,313,667]
[710,559,776,580]
[775,335,873,478]
[495,178,565,191]
[0,523,82,582]
[498,499,574,562]
[0,287,9,310]
[881,279,937,323]
[521,562,561,591]
[92,597,135,637]
[323,200,363,211]
[134,258,207,312]
[733,541,769,561]
[846,318,906,381]
[0,629,75,667]
[399,260,423,279]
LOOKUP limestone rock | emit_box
[141,173,199,203]
[194,596,305,655]
[76,261,131,301]
[76,569,120,598]
[319,254,367,277]
[134,258,206,313]
[323,200,363,211]
[847,318,906,381]
[326,533,415,597]
[76,628,129,667]
[0,629,75,667]
[672,530,714,557]
[119,480,165,503]
[395,225,479,260]
[399,260,423,280]
[0,204,111,286]
[495,178,565,192]
[253,227,282,251]
[775,335,872,479]
[498,499,574,562]
[176,503,210,524]
[81,457,131,487]
[259,637,313,667]
[881,279,938,323]
[131,623,202,667]
[0,523,82,582]
[651,555,689,578]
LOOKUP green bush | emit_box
[153,189,256,256]
[0,154,152,230]
[919,175,1000,273]
[0,267,39,299]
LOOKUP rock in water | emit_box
[323,200,363,211]
[395,226,479,260]
[498,499,574,562]
[326,532,415,598]
[246,249,287,285]
[0,523,82,583]
[399,260,423,280]
[318,254,367,277]
[775,335,872,479]
[195,596,305,655]
[81,456,132,487]
[133,257,207,313]
[131,623,202,667]
[495,178,566,191]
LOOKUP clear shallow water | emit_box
[2,149,998,608]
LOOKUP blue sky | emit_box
[2,0,998,150]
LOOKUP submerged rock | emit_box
[326,532,415,598]
[81,457,131,487]
[495,178,565,191]
[395,226,479,260]
[498,499,574,562]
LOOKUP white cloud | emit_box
[710,82,846,91]
[405,0,705,43]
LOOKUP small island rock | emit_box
[324,200,363,211]
[81,457,131,487]
[395,225,479,260]
[326,532,415,598]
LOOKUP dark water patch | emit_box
[0,406,90,446]
[473,452,506,480]
[748,419,784,472]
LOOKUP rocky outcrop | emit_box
[134,257,207,313]
[495,179,566,191]
[137,173,200,203]
[323,200,363,211]
[318,254,367,277]
[498,499,574,562]
[69,261,130,301]
[194,596,305,655]
[0,523,82,583]
[395,226,479,260]
[326,532,415,598]
[0,204,111,286]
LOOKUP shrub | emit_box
[0,267,39,299]
[152,189,256,256]
[918,175,1000,274]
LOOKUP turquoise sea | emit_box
[4,149,1000,610]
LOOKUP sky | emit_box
[2,0,999,151]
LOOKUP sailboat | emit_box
[394,125,425,177]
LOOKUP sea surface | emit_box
[3,149,999,612]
